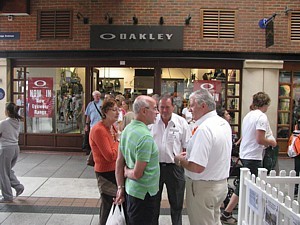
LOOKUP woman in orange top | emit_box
[89,99,119,225]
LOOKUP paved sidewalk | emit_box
[0,151,295,225]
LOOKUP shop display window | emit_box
[160,68,241,137]
[12,67,86,134]
[277,71,292,139]
[12,66,241,138]
[276,70,300,148]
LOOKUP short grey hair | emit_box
[133,96,150,114]
[92,90,101,96]
[190,89,216,111]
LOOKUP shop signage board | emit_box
[0,32,20,40]
[266,20,274,48]
[90,25,183,50]
[28,77,53,118]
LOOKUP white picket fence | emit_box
[238,168,300,225]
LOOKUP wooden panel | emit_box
[18,133,24,146]
[21,133,83,152]
[56,135,83,148]
[278,140,288,155]
[26,134,54,146]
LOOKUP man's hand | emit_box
[174,152,186,166]
[114,188,125,205]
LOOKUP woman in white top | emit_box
[0,102,24,202]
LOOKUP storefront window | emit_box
[12,67,86,134]
[293,72,300,129]
[13,68,26,133]
[277,71,292,140]
[160,68,241,136]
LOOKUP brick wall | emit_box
[0,0,298,53]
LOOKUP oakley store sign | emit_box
[90,25,183,50]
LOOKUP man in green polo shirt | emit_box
[115,95,160,225]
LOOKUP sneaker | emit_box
[220,212,237,224]
[16,187,24,197]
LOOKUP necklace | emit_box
[102,121,118,142]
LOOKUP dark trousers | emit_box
[234,159,262,196]
[295,155,300,176]
[82,131,91,155]
[126,192,157,225]
[99,193,114,225]
[294,155,300,192]
[241,159,262,177]
[95,172,119,225]
[152,163,185,225]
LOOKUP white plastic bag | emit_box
[287,133,300,158]
[106,204,126,225]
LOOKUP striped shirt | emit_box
[120,120,160,200]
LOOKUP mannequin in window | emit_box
[279,85,290,125]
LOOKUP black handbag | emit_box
[263,145,279,173]
[82,130,91,154]
[86,151,95,167]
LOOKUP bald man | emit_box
[115,95,160,225]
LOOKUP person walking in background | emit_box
[121,99,131,115]
[150,94,191,225]
[0,102,24,202]
[115,94,126,133]
[216,107,240,145]
[221,92,277,224]
[120,111,134,131]
[181,100,193,125]
[85,91,103,129]
[83,90,103,154]
[152,94,160,106]
[216,107,231,123]
[119,99,134,131]
[115,95,159,225]
[89,99,120,225]
[174,89,232,225]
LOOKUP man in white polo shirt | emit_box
[150,94,191,225]
[174,89,232,225]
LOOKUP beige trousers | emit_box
[185,177,227,225]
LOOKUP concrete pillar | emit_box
[242,60,284,137]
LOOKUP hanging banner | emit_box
[193,80,222,103]
[28,77,53,118]
[266,20,274,48]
